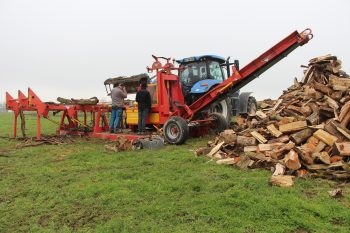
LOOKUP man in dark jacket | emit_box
[110,83,127,133]
[135,82,151,134]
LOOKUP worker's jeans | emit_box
[110,107,123,132]
[138,108,149,132]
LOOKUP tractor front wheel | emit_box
[163,116,189,145]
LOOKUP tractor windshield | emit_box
[179,60,224,86]
[179,62,207,86]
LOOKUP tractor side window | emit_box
[209,61,224,81]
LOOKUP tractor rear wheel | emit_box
[163,116,189,145]
[208,97,232,122]
[209,112,228,134]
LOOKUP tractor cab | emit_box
[177,55,227,104]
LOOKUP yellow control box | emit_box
[126,108,159,125]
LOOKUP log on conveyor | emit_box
[195,54,350,184]
[57,97,99,105]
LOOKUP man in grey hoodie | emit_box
[109,83,127,133]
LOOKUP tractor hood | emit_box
[190,79,221,94]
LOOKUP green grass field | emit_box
[0,112,349,233]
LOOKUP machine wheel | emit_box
[209,112,229,134]
[163,116,189,145]
[247,96,258,116]
[209,97,232,122]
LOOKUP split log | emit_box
[329,75,350,91]
[313,129,338,146]
[270,175,294,187]
[104,145,119,152]
[302,136,319,152]
[279,121,307,133]
[257,143,284,152]
[216,158,237,165]
[236,154,253,170]
[306,102,319,114]
[284,149,301,170]
[340,113,350,129]
[330,156,343,163]
[307,161,345,170]
[324,96,339,110]
[313,141,326,153]
[213,150,227,159]
[313,82,332,95]
[207,142,225,157]
[289,128,315,145]
[244,146,257,152]
[319,151,331,164]
[267,124,283,138]
[255,110,267,119]
[219,129,237,144]
[272,163,285,176]
[339,100,350,122]
[295,146,314,165]
[265,142,295,159]
[276,135,290,143]
[334,142,350,156]
[250,131,268,144]
[324,120,346,141]
[236,136,257,146]
[287,105,304,116]
[331,91,342,101]
[271,99,283,112]
[195,147,212,156]
[332,122,350,140]
[300,105,312,117]
[309,54,335,63]
[301,66,314,84]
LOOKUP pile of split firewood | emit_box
[196,55,350,187]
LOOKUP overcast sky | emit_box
[1,0,349,103]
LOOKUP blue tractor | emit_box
[176,55,258,121]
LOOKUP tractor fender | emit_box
[190,79,221,94]
[238,92,253,114]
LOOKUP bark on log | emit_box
[265,142,295,160]
[219,129,237,144]
[290,128,315,145]
[339,100,350,122]
[306,112,320,125]
[236,136,257,146]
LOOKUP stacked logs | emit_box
[196,55,350,186]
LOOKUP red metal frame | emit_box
[6,88,145,141]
